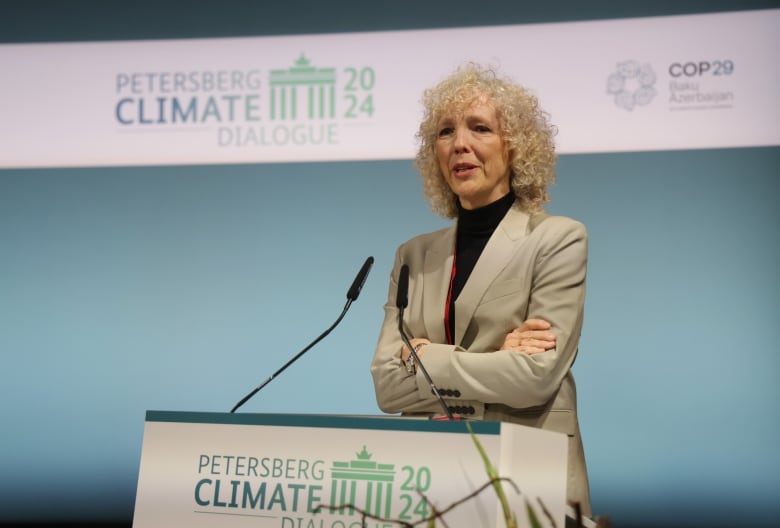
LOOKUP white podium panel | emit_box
[133,412,567,528]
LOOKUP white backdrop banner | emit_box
[1,9,778,168]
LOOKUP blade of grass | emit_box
[465,421,517,528]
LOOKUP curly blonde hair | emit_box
[415,64,557,218]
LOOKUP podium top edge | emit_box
[145,410,502,435]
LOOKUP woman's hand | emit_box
[401,338,431,361]
[502,318,556,354]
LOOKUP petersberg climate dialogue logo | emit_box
[193,445,433,526]
[114,54,375,148]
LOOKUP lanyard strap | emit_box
[444,249,457,345]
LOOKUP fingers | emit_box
[517,318,552,332]
[401,338,431,361]
[503,318,556,354]
[512,345,547,356]
[507,329,556,345]
[517,336,556,349]
[505,345,548,355]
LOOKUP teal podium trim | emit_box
[145,410,501,435]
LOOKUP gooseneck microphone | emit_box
[395,264,455,420]
[230,256,374,413]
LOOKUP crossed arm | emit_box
[401,318,556,362]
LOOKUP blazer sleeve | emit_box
[370,243,454,414]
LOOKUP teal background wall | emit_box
[1,1,778,526]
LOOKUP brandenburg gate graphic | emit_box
[329,446,395,518]
[269,55,336,120]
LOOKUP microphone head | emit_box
[346,256,374,301]
[396,264,409,309]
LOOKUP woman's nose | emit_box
[452,127,470,152]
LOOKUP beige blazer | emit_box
[370,203,591,515]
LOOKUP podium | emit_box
[133,411,568,528]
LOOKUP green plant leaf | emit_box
[465,421,517,528]
[525,498,543,528]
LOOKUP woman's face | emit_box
[435,99,511,210]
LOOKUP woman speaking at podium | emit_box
[370,64,591,515]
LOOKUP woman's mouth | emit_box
[452,163,477,176]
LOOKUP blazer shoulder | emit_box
[398,225,452,251]
[530,213,587,238]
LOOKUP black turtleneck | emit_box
[447,192,515,343]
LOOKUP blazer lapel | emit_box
[422,226,455,345]
[453,205,530,344]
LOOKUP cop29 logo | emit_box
[666,59,736,109]
[607,58,737,112]
[606,60,657,111]
[668,60,735,77]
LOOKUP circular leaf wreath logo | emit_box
[607,60,657,111]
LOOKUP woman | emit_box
[370,64,591,515]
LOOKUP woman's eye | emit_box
[438,127,454,137]
[475,124,491,132]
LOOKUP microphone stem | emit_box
[230,299,352,413]
[398,305,454,420]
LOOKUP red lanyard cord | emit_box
[444,250,457,345]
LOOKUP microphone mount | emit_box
[396,264,455,421]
